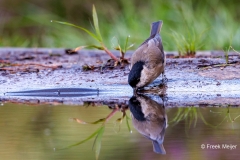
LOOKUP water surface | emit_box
[0,101,239,160]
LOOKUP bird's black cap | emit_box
[128,61,144,88]
[129,96,146,121]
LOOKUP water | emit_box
[0,100,239,160]
[1,47,240,160]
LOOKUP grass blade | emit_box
[92,126,105,160]
[111,36,120,49]
[86,45,104,50]
[57,126,103,150]
[127,43,135,50]
[126,114,132,133]
[91,118,106,124]
[51,20,101,42]
[124,35,130,53]
[92,5,103,42]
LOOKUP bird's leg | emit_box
[161,72,168,84]
[134,87,146,95]
[159,94,168,108]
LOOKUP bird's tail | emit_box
[150,21,163,37]
[152,140,166,154]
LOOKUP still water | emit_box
[0,98,240,160]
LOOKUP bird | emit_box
[128,20,166,93]
[128,94,167,154]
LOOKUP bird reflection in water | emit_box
[128,94,167,154]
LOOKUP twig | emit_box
[198,61,239,69]
[0,62,62,71]
[11,63,62,69]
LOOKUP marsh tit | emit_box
[128,21,166,92]
[128,94,167,154]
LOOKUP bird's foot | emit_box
[133,87,144,95]
[159,94,168,107]
[160,94,168,102]
[162,74,168,84]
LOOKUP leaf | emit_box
[92,5,103,42]
[197,27,210,41]
[114,46,121,50]
[74,46,86,52]
[111,36,120,49]
[111,36,124,57]
[73,45,104,53]
[51,20,101,42]
[125,114,132,133]
[73,117,106,124]
[230,46,240,54]
[91,118,106,124]
[72,118,87,124]
[124,35,130,53]
[85,45,104,50]
[92,126,105,160]
[57,126,103,150]
[127,43,134,50]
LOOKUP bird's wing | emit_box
[130,36,164,69]
[144,38,164,69]
[130,42,148,68]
